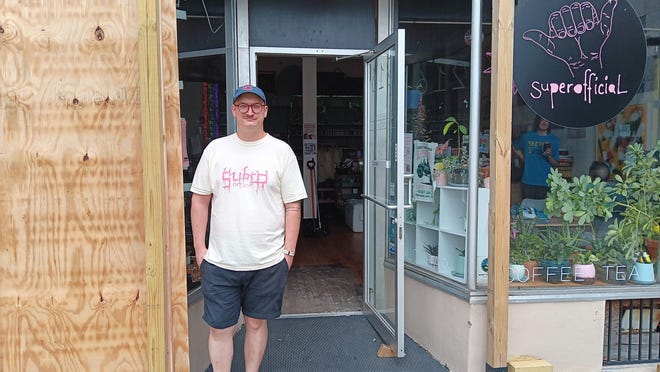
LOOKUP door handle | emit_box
[361,174,414,210]
[361,194,397,210]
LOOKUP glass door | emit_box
[362,29,407,357]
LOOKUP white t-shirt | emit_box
[190,134,307,271]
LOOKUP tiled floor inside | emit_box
[282,264,363,315]
[282,209,364,315]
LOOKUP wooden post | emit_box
[487,0,515,368]
[138,0,170,370]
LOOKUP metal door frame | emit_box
[362,29,406,357]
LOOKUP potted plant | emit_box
[538,222,584,284]
[433,140,450,186]
[510,209,543,281]
[545,167,624,283]
[454,247,466,278]
[606,141,660,284]
[443,116,469,185]
[588,234,632,284]
[572,248,600,284]
[424,243,438,267]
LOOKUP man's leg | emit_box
[209,324,237,372]
[243,315,268,372]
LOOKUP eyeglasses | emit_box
[234,103,265,114]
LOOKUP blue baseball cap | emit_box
[232,84,267,104]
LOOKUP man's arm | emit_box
[191,193,212,267]
[283,200,302,269]
[512,147,524,161]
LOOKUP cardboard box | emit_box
[508,355,552,372]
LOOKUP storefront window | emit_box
[401,20,492,287]
[402,0,660,292]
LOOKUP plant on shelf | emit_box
[433,140,450,186]
[538,222,585,283]
[573,249,601,265]
[545,169,616,226]
[454,246,466,278]
[509,209,543,265]
[424,243,439,266]
[545,166,628,280]
[443,116,469,185]
[604,142,660,263]
[444,116,468,157]
[572,247,601,284]
[424,243,439,256]
[539,223,584,264]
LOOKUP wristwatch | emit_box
[283,249,296,257]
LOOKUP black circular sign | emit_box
[514,0,647,128]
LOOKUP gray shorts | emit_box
[200,259,289,329]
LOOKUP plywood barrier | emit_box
[0,1,188,370]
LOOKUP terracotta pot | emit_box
[646,238,659,261]
[434,170,447,186]
[523,260,540,280]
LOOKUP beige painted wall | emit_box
[509,301,605,372]
[404,278,485,372]
[405,277,611,372]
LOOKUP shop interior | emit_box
[180,53,368,314]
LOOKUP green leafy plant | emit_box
[443,116,468,166]
[605,142,660,254]
[546,161,628,266]
[545,170,616,226]
[538,222,585,264]
[442,155,461,175]
[510,210,543,264]
[424,243,439,256]
[573,248,601,265]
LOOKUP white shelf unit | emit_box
[409,186,490,285]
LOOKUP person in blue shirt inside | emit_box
[513,115,560,200]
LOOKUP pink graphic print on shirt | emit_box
[221,166,269,192]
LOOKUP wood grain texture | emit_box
[0,1,188,370]
[160,1,189,371]
[487,0,515,368]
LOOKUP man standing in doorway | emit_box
[513,115,560,200]
[190,84,307,372]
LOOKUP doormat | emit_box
[282,264,363,315]
[223,315,449,372]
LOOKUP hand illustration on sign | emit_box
[522,0,617,78]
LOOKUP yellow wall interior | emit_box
[0,1,188,370]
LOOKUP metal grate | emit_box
[604,299,660,365]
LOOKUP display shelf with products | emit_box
[335,173,362,206]
[407,186,489,285]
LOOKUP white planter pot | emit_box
[509,264,527,282]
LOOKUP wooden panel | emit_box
[160,1,190,371]
[0,1,188,370]
[487,0,515,369]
